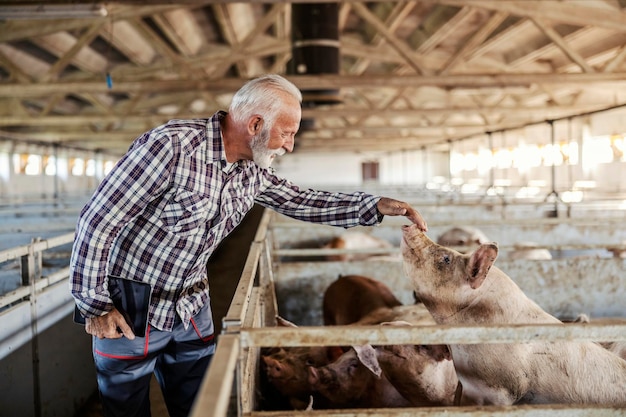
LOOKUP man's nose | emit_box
[284,136,295,152]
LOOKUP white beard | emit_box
[250,127,285,169]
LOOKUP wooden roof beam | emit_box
[3,73,626,97]
[438,0,626,32]
[351,2,426,75]
[350,2,418,75]
[440,10,508,75]
[0,103,619,127]
[39,22,107,81]
[530,17,595,73]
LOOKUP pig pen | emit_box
[190,203,626,417]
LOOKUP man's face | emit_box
[250,125,284,169]
[250,98,301,168]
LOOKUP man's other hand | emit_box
[85,308,135,340]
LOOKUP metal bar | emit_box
[253,208,272,243]
[275,247,398,257]
[270,216,626,228]
[0,232,74,263]
[0,286,30,308]
[40,266,71,287]
[245,404,626,417]
[0,206,80,216]
[0,283,74,361]
[260,241,278,327]
[239,322,626,348]
[274,243,626,257]
[221,242,262,331]
[189,333,240,417]
[241,287,262,414]
[0,267,70,308]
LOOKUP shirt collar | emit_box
[208,110,257,172]
[207,110,232,171]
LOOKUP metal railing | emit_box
[189,209,626,417]
[0,232,75,360]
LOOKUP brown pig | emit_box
[307,345,411,408]
[260,316,344,410]
[376,343,458,406]
[400,224,626,406]
[374,321,458,407]
[354,304,434,326]
[323,274,402,325]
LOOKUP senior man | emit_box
[70,73,428,417]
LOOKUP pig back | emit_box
[354,304,435,325]
[323,274,402,325]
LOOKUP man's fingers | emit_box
[404,206,428,231]
[85,309,135,340]
[377,198,428,231]
[117,320,136,340]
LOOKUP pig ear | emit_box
[467,243,498,289]
[275,315,298,327]
[353,345,382,378]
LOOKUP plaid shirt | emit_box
[70,111,382,331]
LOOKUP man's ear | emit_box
[247,115,263,136]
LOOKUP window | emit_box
[43,155,56,176]
[85,159,96,177]
[24,154,42,176]
[361,161,379,182]
[71,158,85,176]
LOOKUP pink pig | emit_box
[401,224,626,406]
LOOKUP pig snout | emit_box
[307,364,340,394]
[401,224,425,246]
[307,366,319,387]
[262,355,284,379]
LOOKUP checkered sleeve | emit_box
[255,170,382,228]
[69,131,175,318]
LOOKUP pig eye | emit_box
[441,254,451,265]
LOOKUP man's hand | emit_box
[85,308,135,340]
[377,197,428,232]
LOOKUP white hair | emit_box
[228,74,302,128]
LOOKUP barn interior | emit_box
[1,1,626,416]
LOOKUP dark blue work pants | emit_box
[92,304,216,417]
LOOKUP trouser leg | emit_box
[93,336,158,417]
[154,304,216,417]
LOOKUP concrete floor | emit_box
[75,205,265,417]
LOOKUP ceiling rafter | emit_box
[530,17,595,73]
[0,103,617,127]
[1,0,626,154]
[350,1,417,75]
[351,2,426,75]
[440,10,508,75]
[438,0,626,32]
[4,73,626,97]
[39,22,107,81]
[414,5,473,55]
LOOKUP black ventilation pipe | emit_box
[289,3,341,130]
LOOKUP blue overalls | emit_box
[92,303,216,417]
